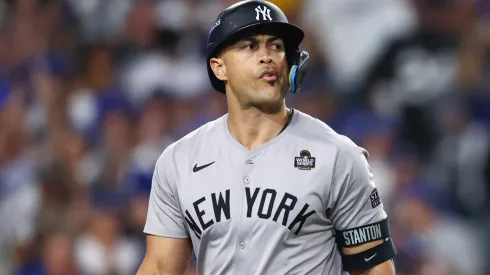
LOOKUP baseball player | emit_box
[137,1,397,275]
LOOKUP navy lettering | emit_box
[288,203,316,235]
[246,187,260,217]
[211,190,231,222]
[193,197,214,231]
[258,189,277,219]
[272,193,297,226]
[185,210,202,239]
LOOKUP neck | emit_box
[227,102,290,151]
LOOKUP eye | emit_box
[270,44,283,50]
[243,44,255,50]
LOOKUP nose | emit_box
[258,47,273,64]
[260,55,273,64]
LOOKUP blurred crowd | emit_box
[0,0,489,275]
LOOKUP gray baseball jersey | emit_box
[144,109,388,275]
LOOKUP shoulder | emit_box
[155,115,227,168]
[295,110,367,162]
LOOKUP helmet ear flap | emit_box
[288,50,310,94]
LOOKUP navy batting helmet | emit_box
[205,0,310,94]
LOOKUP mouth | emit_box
[259,70,278,82]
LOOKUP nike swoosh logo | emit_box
[193,161,215,172]
[364,253,377,262]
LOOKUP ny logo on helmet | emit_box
[255,5,272,21]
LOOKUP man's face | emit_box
[211,33,290,110]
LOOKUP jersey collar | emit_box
[222,108,300,156]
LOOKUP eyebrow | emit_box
[240,36,283,44]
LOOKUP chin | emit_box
[261,83,285,97]
[251,90,285,113]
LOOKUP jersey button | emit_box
[239,242,246,249]
[243,176,250,184]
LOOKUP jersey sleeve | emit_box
[143,147,189,238]
[329,144,387,232]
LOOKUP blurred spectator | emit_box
[118,2,210,106]
[391,149,486,275]
[67,0,132,44]
[301,0,417,91]
[362,0,477,160]
[93,91,135,190]
[41,232,79,275]
[125,90,175,196]
[74,191,142,275]
[428,97,490,218]
[394,183,486,275]
[0,78,41,275]
[18,231,80,275]
[67,44,115,143]
[35,162,88,237]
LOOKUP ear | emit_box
[210,57,227,81]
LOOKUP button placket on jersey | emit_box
[235,155,256,272]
